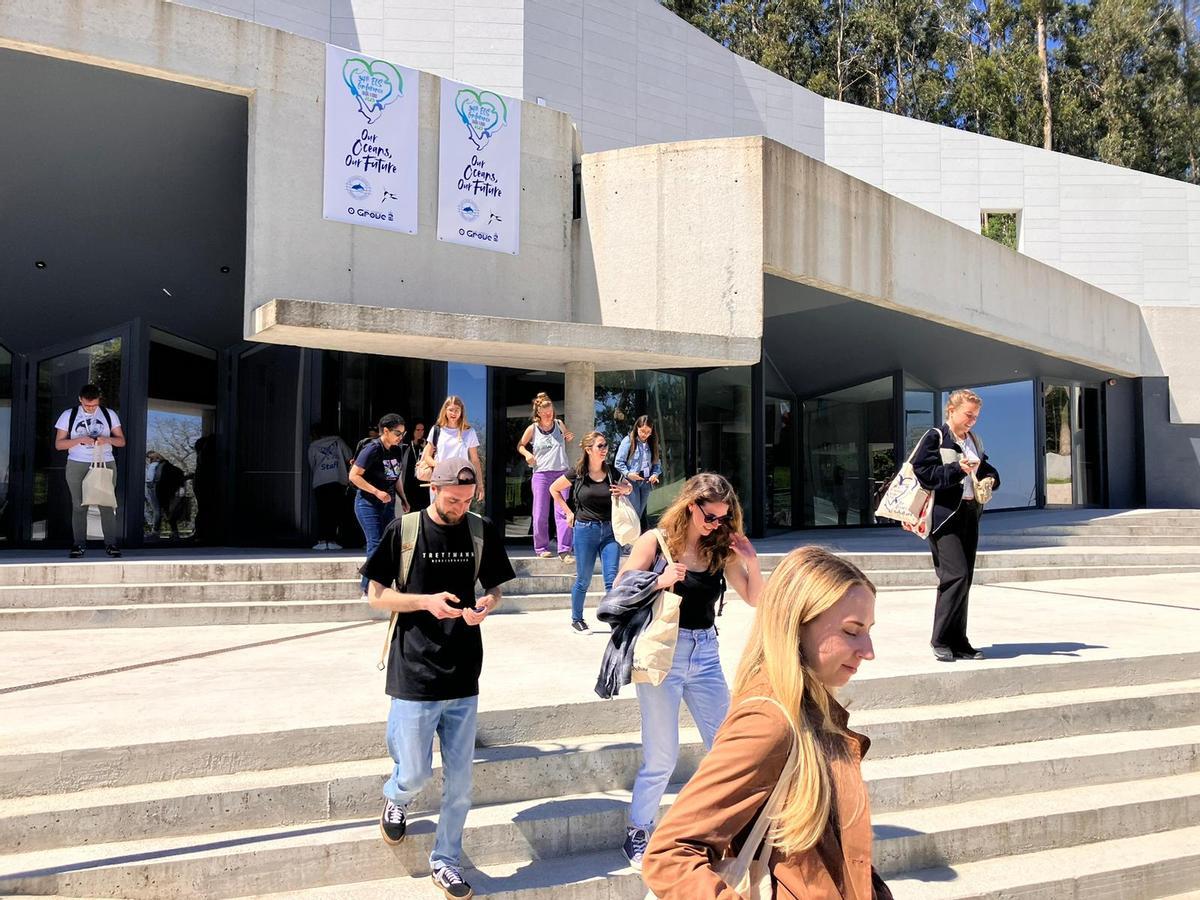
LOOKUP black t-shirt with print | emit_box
[361,511,515,701]
[355,439,410,497]
[565,469,616,523]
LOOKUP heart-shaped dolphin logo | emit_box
[455,88,508,150]
[343,58,404,124]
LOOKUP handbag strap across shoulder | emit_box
[729,696,801,872]
[652,528,674,567]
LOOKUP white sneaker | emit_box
[326,541,343,551]
[312,541,327,550]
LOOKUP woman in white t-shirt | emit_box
[53,383,126,558]
[417,395,485,503]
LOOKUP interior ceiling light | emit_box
[34,260,46,269]
[220,265,231,274]
[162,288,172,297]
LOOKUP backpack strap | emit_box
[429,425,441,457]
[68,406,78,435]
[378,511,423,672]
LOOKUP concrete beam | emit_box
[251,299,761,371]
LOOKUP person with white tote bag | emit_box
[53,383,125,558]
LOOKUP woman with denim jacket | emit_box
[614,416,662,525]
[616,473,763,871]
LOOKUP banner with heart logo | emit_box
[437,78,521,255]
[322,45,419,234]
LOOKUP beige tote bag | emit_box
[81,446,118,509]
[630,529,682,686]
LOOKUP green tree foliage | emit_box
[662,0,1200,183]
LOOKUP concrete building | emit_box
[1,0,1198,549]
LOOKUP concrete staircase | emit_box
[6,514,1200,630]
[2,651,1199,898]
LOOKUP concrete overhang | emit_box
[252,299,761,371]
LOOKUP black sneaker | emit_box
[954,644,985,660]
[431,863,473,899]
[622,825,650,870]
[571,619,590,635]
[104,545,121,558]
[932,645,955,662]
[379,798,407,845]
[68,545,85,559]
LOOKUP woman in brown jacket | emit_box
[642,547,892,899]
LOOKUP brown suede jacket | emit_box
[642,676,891,899]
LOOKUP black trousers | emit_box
[314,482,345,542]
[929,502,980,649]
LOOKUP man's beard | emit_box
[436,500,465,524]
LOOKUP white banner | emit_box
[437,79,521,255]
[323,45,419,234]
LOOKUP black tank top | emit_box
[675,567,725,630]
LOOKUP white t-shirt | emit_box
[433,425,479,463]
[308,435,352,488]
[55,406,122,464]
[961,433,981,500]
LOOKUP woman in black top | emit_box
[615,472,765,870]
[551,432,632,634]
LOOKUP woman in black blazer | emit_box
[912,389,1001,662]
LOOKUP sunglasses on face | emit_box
[696,503,731,525]
[389,429,404,437]
[591,442,608,451]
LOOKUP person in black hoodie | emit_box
[912,389,1001,662]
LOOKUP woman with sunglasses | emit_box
[616,472,764,870]
[551,432,632,634]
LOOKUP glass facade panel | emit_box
[595,370,688,517]
[1043,383,1073,505]
[961,381,1038,509]
[34,337,123,542]
[697,367,752,504]
[145,332,219,541]
[0,344,10,544]
[800,376,893,526]
[903,376,937,453]
[448,362,488,513]
[765,395,795,528]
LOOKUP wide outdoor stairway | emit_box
[4,509,1200,630]
[1,646,1198,898]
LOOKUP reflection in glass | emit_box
[448,362,488,512]
[1043,383,1073,505]
[0,345,11,543]
[34,337,123,542]
[961,381,1038,509]
[145,332,218,541]
[595,370,688,518]
[765,395,794,528]
[903,376,937,454]
[801,377,894,526]
[697,367,752,504]
[235,344,302,542]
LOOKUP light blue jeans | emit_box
[383,695,478,869]
[571,520,619,620]
[629,627,729,828]
[628,480,654,520]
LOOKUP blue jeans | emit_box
[630,627,729,828]
[628,480,654,520]
[384,695,478,869]
[355,493,395,592]
[571,520,619,620]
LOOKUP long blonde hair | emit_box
[656,473,742,575]
[732,547,876,856]
[435,395,471,431]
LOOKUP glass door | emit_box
[497,369,565,541]
[1042,382,1103,507]
[764,394,794,529]
[1042,383,1074,506]
[27,331,128,543]
[0,343,12,545]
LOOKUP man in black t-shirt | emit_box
[363,457,514,899]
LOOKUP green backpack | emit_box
[376,510,485,671]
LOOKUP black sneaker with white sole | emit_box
[431,863,473,899]
[68,545,85,559]
[379,798,407,844]
[571,619,590,635]
[622,825,650,870]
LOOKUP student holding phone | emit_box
[912,389,1002,662]
[550,432,632,635]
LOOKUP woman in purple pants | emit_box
[517,393,575,562]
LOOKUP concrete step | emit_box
[984,534,1200,547]
[886,825,1200,899]
[6,721,1198,856]
[5,772,1199,898]
[873,771,1200,876]
[7,654,1197,798]
[248,824,1200,898]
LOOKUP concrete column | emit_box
[564,362,596,440]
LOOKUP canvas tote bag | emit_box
[876,429,941,540]
[81,445,119,509]
[630,529,682,686]
[644,696,799,900]
[611,491,642,546]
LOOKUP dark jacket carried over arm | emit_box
[911,424,1001,536]
[594,567,663,700]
